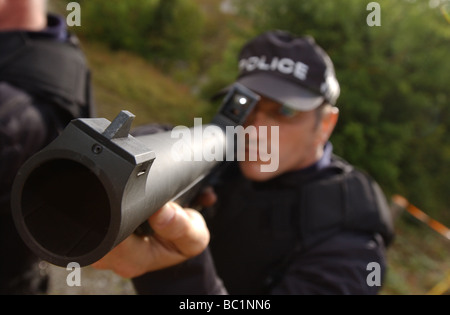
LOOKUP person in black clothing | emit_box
[0,0,93,294]
[93,30,394,295]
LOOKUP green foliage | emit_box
[73,0,205,67]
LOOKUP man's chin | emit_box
[238,161,279,182]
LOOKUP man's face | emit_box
[239,96,338,181]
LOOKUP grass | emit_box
[80,40,211,128]
[381,211,450,295]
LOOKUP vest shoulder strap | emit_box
[0,32,92,118]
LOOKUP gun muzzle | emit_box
[11,111,226,267]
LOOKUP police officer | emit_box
[93,30,394,295]
[0,0,93,294]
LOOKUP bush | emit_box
[74,0,205,67]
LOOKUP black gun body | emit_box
[11,118,226,267]
[11,83,259,267]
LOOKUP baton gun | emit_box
[11,83,259,267]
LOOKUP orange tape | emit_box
[392,194,450,241]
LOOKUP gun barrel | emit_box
[11,111,226,267]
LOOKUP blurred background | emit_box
[46,0,450,295]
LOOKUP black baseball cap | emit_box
[235,30,340,111]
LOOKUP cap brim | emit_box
[236,73,324,111]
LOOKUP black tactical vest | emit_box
[0,32,93,214]
[204,159,395,294]
[0,31,93,119]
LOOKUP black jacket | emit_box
[132,151,394,295]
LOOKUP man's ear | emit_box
[319,106,339,144]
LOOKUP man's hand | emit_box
[91,202,210,278]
